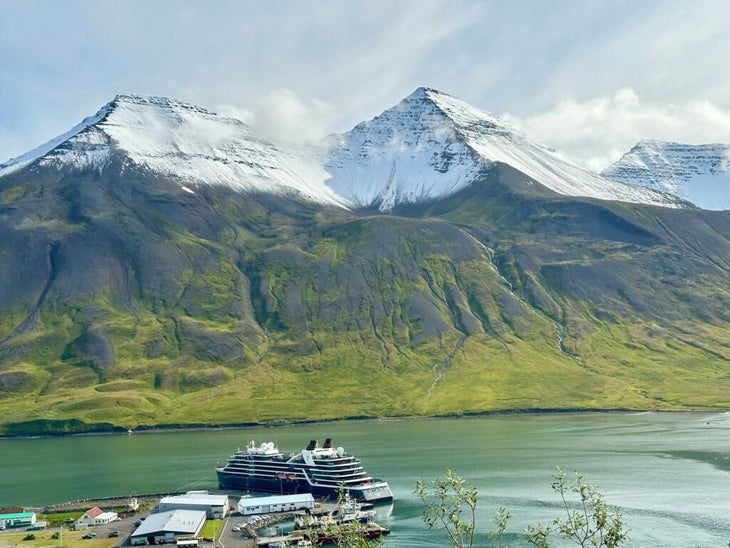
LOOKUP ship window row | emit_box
[223,468,304,479]
[311,470,368,478]
[311,476,370,484]
[300,461,363,469]
[226,463,363,475]
[311,462,363,469]
[310,471,371,480]
[314,478,371,486]
[224,469,367,481]
[230,455,289,462]
[225,464,301,472]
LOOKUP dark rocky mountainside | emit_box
[1,96,730,434]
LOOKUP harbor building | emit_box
[130,509,206,546]
[159,493,229,519]
[77,506,119,526]
[238,493,315,515]
[0,511,36,529]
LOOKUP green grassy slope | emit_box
[1,163,729,434]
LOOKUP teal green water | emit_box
[2,412,729,546]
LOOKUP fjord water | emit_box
[1,413,729,546]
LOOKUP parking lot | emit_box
[216,510,299,548]
[0,495,298,548]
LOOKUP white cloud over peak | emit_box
[219,89,335,145]
[503,89,730,172]
[254,89,336,145]
[214,105,254,125]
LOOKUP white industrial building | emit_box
[0,512,36,529]
[130,509,206,546]
[159,493,229,519]
[238,493,315,515]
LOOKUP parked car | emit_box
[108,531,119,537]
[82,532,96,539]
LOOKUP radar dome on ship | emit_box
[337,447,344,456]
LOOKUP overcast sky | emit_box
[2,0,730,171]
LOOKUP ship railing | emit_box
[313,471,371,480]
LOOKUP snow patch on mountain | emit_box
[322,88,685,209]
[602,140,730,210]
[100,95,347,206]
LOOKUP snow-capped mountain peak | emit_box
[100,93,257,155]
[2,89,689,210]
[1,93,347,207]
[322,87,686,209]
[321,88,486,209]
[418,86,514,138]
[602,140,730,210]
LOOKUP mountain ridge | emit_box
[2,88,690,210]
[603,139,730,210]
[324,87,688,209]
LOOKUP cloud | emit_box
[504,89,730,172]
[220,89,335,145]
[3,1,730,166]
[217,89,337,145]
[214,105,254,126]
[254,89,336,144]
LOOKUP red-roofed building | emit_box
[77,506,118,527]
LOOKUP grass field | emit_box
[0,528,117,548]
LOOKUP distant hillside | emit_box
[1,93,729,435]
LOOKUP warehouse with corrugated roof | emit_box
[159,493,229,519]
[129,509,206,546]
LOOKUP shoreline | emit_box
[32,493,171,514]
[1,406,725,440]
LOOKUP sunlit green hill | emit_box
[1,159,729,435]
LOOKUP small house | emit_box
[77,506,118,526]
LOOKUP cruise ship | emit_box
[215,438,393,504]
